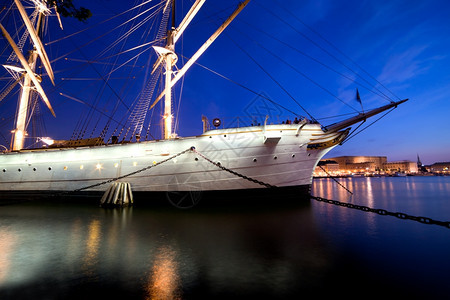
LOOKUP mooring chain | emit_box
[65,147,193,194]
[311,196,450,229]
[318,165,353,194]
[191,147,277,189]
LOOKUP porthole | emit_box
[195,157,199,161]
[292,154,295,158]
[48,167,52,171]
[33,168,37,171]
[253,158,257,162]
[273,156,277,160]
[18,168,22,172]
[2,169,6,172]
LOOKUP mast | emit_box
[162,0,176,140]
[13,8,45,150]
[4,1,54,150]
[154,0,250,138]
[12,44,39,151]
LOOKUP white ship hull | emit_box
[0,123,345,200]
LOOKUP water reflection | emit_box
[1,177,449,299]
[0,230,16,285]
[146,245,181,300]
[82,219,101,276]
[312,176,450,234]
[0,200,333,298]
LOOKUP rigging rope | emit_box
[265,1,399,103]
[190,59,300,116]
[127,1,170,140]
[236,17,393,104]
[61,2,167,142]
[226,34,317,121]
[340,108,395,145]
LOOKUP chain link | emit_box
[311,196,450,229]
[192,148,277,189]
[59,147,194,195]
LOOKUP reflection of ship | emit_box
[0,202,328,298]
[0,1,407,203]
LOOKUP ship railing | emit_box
[202,115,307,132]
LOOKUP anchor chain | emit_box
[191,147,277,188]
[311,196,450,229]
[61,147,194,195]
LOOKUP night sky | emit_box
[1,0,449,165]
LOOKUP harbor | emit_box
[0,0,449,298]
[0,176,449,299]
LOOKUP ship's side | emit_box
[0,123,346,200]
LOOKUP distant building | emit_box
[314,160,339,176]
[325,156,387,173]
[383,161,418,174]
[429,162,450,174]
[315,155,419,176]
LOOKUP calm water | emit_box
[0,176,449,299]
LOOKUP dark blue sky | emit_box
[1,0,449,165]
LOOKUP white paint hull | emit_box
[0,124,343,197]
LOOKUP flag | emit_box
[356,88,361,104]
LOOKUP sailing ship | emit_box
[0,0,407,206]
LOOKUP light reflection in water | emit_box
[0,177,448,300]
[82,219,101,275]
[146,245,182,300]
[0,230,17,285]
[65,219,83,266]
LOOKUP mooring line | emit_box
[318,165,353,195]
[53,147,194,198]
[311,195,450,229]
[192,147,277,188]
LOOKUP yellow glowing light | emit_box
[133,161,138,166]
[153,161,157,165]
[96,163,102,170]
[63,166,68,170]
[114,163,119,168]
[80,165,84,170]
[41,137,54,145]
